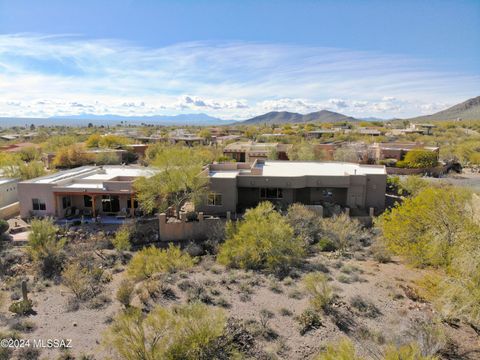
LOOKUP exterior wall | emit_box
[158,213,225,242]
[198,176,237,215]
[18,182,56,218]
[0,179,19,208]
[0,202,19,219]
[202,172,386,215]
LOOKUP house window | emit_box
[102,195,120,213]
[260,188,283,199]
[83,195,92,207]
[127,197,139,209]
[322,189,333,198]
[32,198,46,211]
[207,193,223,206]
[62,196,72,209]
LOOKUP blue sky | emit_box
[0,0,479,119]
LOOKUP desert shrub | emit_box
[112,225,131,252]
[0,219,9,235]
[399,176,430,196]
[296,308,322,335]
[203,221,226,255]
[402,150,438,169]
[384,343,439,360]
[350,295,381,318]
[286,203,322,245]
[217,202,306,275]
[279,308,293,316]
[28,218,66,278]
[403,319,446,357]
[316,238,336,252]
[303,272,334,312]
[127,244,194,280]
[376,187,473,268]
[104,302,226,360]
[320,213,364,254]
[116,279,135,308]
[370,240,392,263]
[314,338,364,360]
[61,258,105,301]
[9,299,33,315]
[0,331,20,360]
[9,319,36,333]
[377,186,480,326]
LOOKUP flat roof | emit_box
[258,161,386,176]
[0,178,17,185]
[21,165,155,185]
[209,171,240,178]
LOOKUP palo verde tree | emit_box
[377,187,480,326]
[217,202,306,275]
[134,146,208,216]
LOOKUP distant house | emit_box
[223,141,291,162]
[18,165,156,219]
[391,123,435,136]
[199,160,386,216]
[305,129,338,139]
[368,142,439,162]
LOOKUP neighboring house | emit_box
[368,142,439,162]
[0,178,19,219]
[305,129,337,139]
[199,160,386,215]
[223,141,291,162]
[356,128,383,136]
[390,123,435,136]
[18,165,155,219]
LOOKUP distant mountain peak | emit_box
[240,109,359,124]
[407,96,480,122]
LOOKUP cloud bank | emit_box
[0,34,478,119]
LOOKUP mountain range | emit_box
[0,96,478,127]
[406,96,480,122]
[241,109,358,124]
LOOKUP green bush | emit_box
[303,272,334,312]
[9,299,33,315]
[112,225,131,252]
[217,202,306,275]
[62,258,105,301]
[127,244,194,280]
[320,213,364,254]
[116,279,135,308]
[384,343,439,360]
[104,302,226,360]
[286,203,323,245]
[314,338,364,360]
[0,219,9,234]
[28,218,66,278]
[402,150,438,169]
[296,308,322,335]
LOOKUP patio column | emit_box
[92,195,96,218]
[130,196,135,217]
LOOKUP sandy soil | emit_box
[1,248,479,359]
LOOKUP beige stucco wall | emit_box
[0,180,18,208]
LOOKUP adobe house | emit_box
[198,160,386,216]
[223,141,291,162]
[17,165,156,219]
[368,142,439,162]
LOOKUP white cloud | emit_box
[0,34,478,118]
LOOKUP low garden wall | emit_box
[386,164,448,176]
[158,212,227,242]
[0,202,20,220]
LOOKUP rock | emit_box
[73,322,77,327]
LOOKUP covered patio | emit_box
[53,191,141,220]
